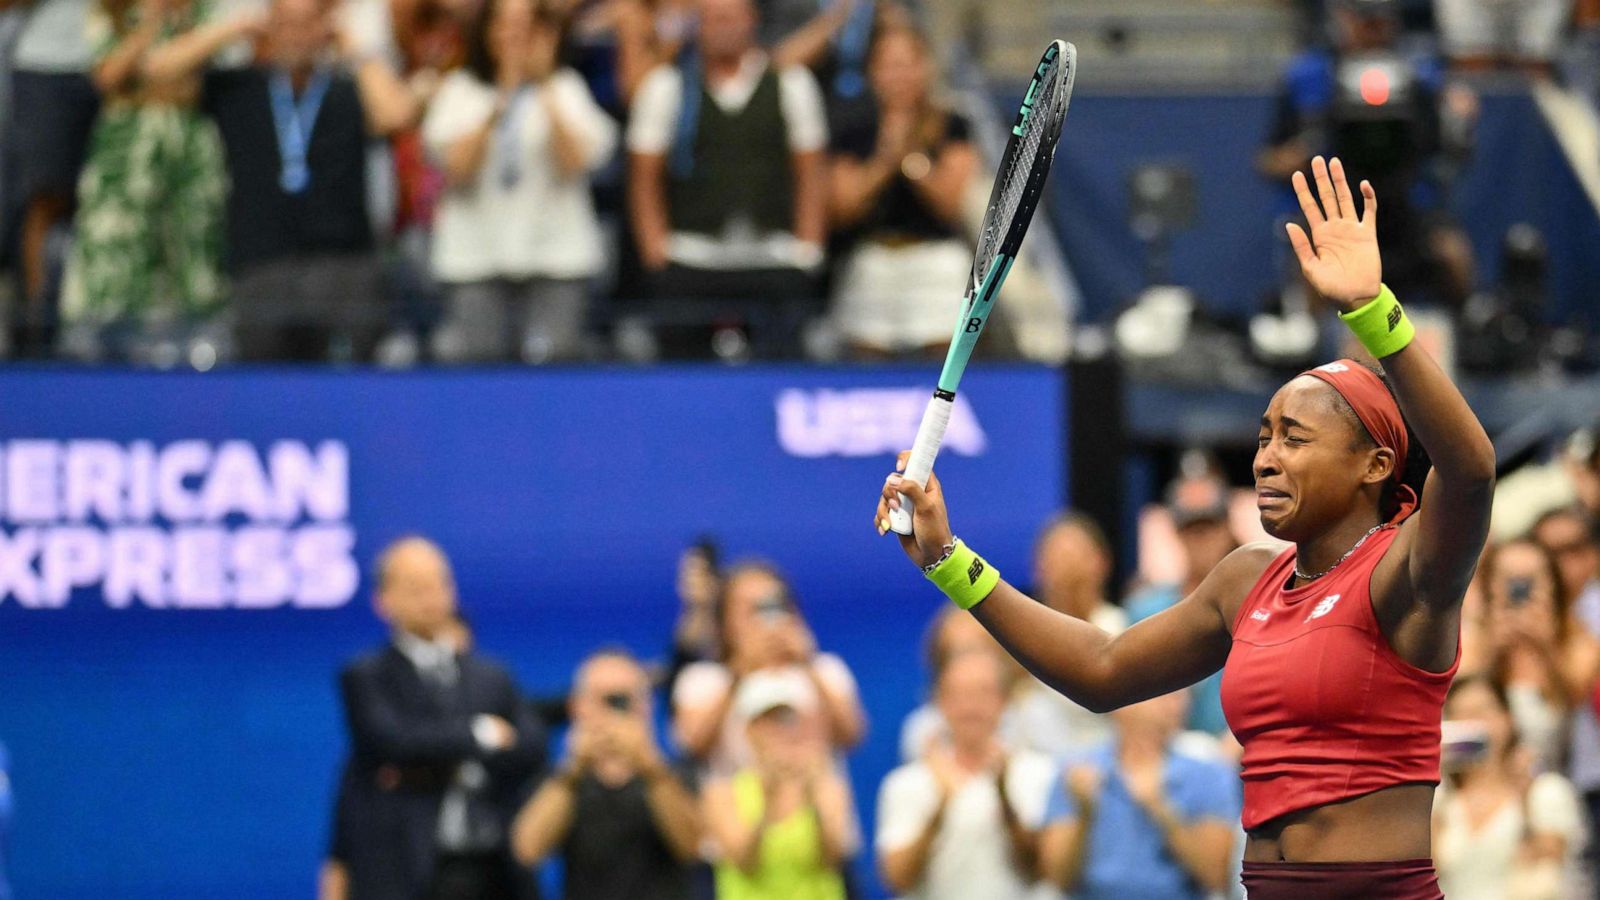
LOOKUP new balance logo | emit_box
[1250,610,1270,622]
[1315,362,1350,374]
[1386,305,1403,332]
[967,559,985,585]
[1308,594,1342,621]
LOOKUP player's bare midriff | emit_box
[1243,783,1435,862]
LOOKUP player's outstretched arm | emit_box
[876,457,1271,712]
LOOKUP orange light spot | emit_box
[1360,68,1391,106]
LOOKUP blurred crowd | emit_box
[1,0,1595,366]
[0,0,992,364]
[1122,0,1600,380]
[322,420,1600,899]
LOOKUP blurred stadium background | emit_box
[0,0,1598,896]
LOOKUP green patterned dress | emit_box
[63,1,228,326]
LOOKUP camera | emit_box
[1329,52,1425,179]
[1440,718,1491,771]
[753,592,791,625]
[1506,576,1535,607]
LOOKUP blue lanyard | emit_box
[268,69,332,195]
[496,85,533,188]
[670,47,701,179]
[832,0,874,100]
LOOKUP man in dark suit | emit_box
[335,536,544,900]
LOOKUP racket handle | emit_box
[889,393,955,536]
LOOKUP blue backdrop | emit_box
[0,364,1067,899]
[1041,86,1600,327]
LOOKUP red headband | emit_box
[1301,360,1417,522]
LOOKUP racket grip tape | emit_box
[888,391,955,536]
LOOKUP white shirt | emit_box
[392,631,509,752]
[393,629,457,680]
[625,51,826,270]
[1436,773,1588,900]
[672,655,858,775]
[14,0,94,72]
[424,68,617,282]
[899,701,1025,762]
[876,751,1060,900]
[1011,603,1128,755]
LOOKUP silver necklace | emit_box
[1295,524,1384,582]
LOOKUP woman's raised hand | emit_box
[1285,155,1383,311]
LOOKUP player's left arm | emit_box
[1286,156,1495,624]
[1379,344,1495,609]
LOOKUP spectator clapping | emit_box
[827,25,976,359]
[878,650,1054,900]
[424,0,616,363]
[1038,691,1238,899]
[703,672,858,900]
[58,0,240,362]
[195,0,418,361]
[625,0,828,358]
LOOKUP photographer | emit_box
[511,649,700,900]
[1482,537,1600,772]
[1257,0,1474,310]
[1436,672,1587,900]
[671,561,865,775]
[664,538,725,692]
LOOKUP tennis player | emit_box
[876,156,1494,898]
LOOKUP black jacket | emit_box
[334,643,544,900]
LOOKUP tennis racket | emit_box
[888,40,1076,536]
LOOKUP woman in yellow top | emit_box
[703,672,858,900]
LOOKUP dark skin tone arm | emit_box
[876,155,1493,862]
[1283,155,1495,675]
[874,462,1271,714]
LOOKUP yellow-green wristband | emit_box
[925,539,1001,610]
[1338,284,1415,359]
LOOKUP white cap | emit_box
[734,671,807,721]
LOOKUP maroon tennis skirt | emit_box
[1241,858,1443,899]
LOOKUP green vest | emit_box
[667,67,795,238]
[713,769,846,900]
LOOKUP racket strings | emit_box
[974,57,1063,288]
